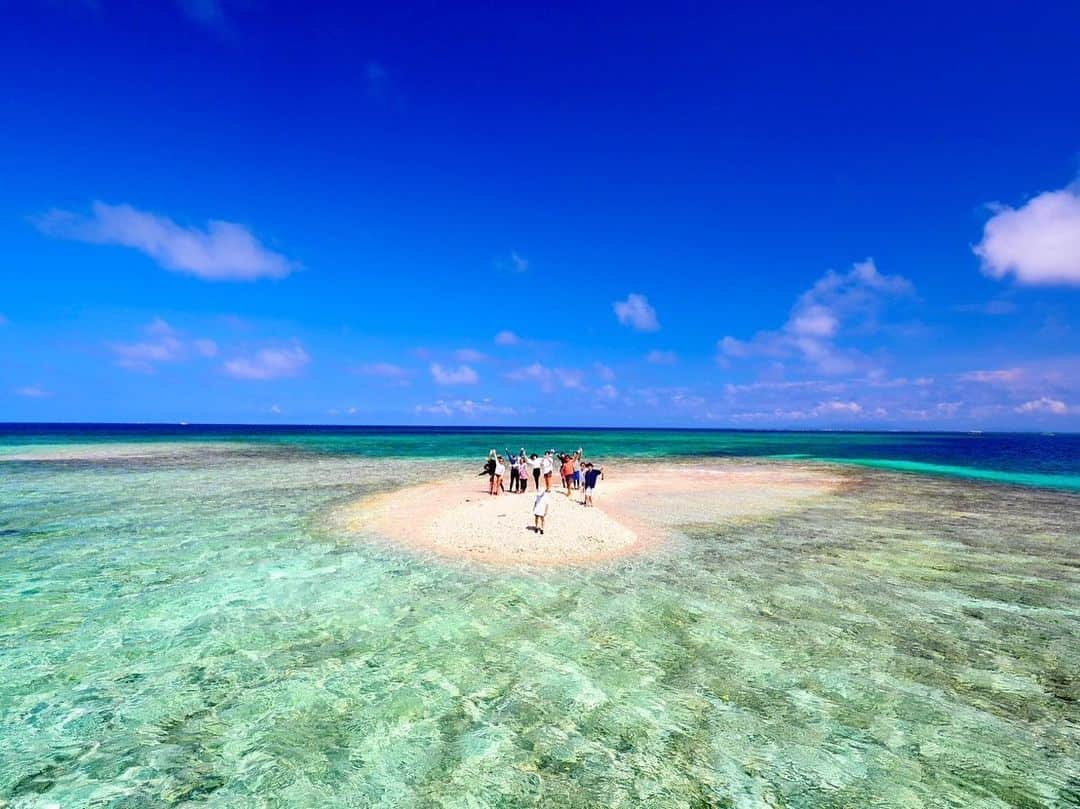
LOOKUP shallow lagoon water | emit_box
[1,433,1078,807]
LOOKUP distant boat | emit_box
[179,422,188,426]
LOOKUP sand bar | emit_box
[336,460,847,567]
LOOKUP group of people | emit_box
[479,447,605,534]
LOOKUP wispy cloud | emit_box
[730,400,865,422]
[455,348,488,363]
[719,259,913,375]
[36,202,297,281]
[14,384,52,398]
[1015,397,1068,414]
[959,368,1023,384]
[593,362,616,381]
[357,362,408,378]
[430,363,478,385]
[955,299,1016,316]
[506,363,584,392]
[613,293,660,331]
[224,343,309,380]
[494,330,520,346]
[645,349,678,365]
[109,318,215,373]
[494,251,529,273]
[193,338,219,357]
[415,398,515,417]
[974,183,1080,286]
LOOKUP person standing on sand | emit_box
[582,462,604,506]
[517,454,528,492]
[540,451,554,491]
[560,454,574,496]
[493,455,505,496]
[480,451,497,495]
[532,489,549,534]
[505,447,520,493]
[528,453,542,490]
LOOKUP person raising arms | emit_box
[540,451,555,492]
[560,454,575,496]
[582,462,604,507]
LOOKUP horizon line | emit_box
[0,421,1074,436]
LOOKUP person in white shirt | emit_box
[540,451,554,491]
[493,455,505,496]
[527,453,542,490]
[532,490,549,534]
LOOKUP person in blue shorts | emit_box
[581,462,604,506]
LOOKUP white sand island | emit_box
[339,461,846,567]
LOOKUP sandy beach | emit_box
[339,460,847,566]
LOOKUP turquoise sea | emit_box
[1,426,1078,807]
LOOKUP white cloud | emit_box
[455,348,488,363]
[719,259,913,374]
[730,400,864,422]
[724,379,846,395]
[14,385,51,398]
[36,201,297,281]
[269,403,282,415]
[506,363,584,392]
[717,336,751,358]
[814,400,862,415]
[1015,397,1068,415]
[110,319,184,373]
[494,330,520,346]
[974,186,1080,286]
[596,384,618,400]
[430,363,478,385]
[110,318,216,373]
[960,368,1023,384]
[415,398,515,417]
[613,293,660,332]
[111,338,183,372]
[645,350,678,365]
[224,343,309,380]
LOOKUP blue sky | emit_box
[2,0,1079,428]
